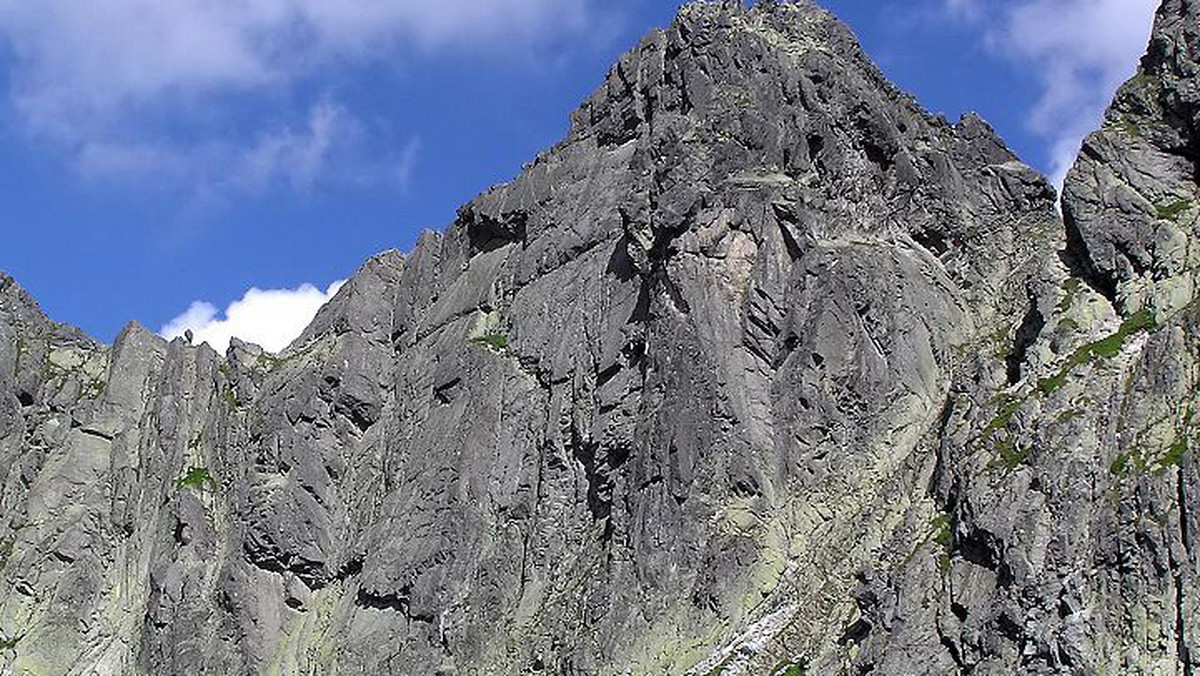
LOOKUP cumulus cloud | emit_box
[160,280,345,354]
[940,0,1157,185]
[0,0,595,188]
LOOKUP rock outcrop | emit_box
[0,1,1195,674]
[849,1,1200,674]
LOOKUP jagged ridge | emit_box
[1,0,1197,674]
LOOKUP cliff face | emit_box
[0,1,1195,675]
[851,1,1200,673]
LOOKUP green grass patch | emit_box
[1111,450,1148,478]
[1160,436,1189,469]
[988,323,1014,360]
[1038,310,1157,395]
[771,662,807,676]
[1156,199,1191,221]
[470,332,508,351]
[177,466,217,492]
[1057,317,1079,334]
[932,514,952,549]
[1110,452,1130,477]
[983,395,1026,439]
[1125,71,1161,100]
[1038,371,1069,396]
[992,435,1033,470]
[1112,433,1189,477]
[931,513,953,574]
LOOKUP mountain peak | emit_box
[3,2,1196,675]
[1063,0,1199,315]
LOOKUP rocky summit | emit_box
[1,0,1198,674]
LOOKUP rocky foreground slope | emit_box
[1,0,1197,674]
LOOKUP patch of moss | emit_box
[983,395,1026,439]
[1159,436,1188,469]
[0,635,17,651]
[1109,453,1127,477]
[771,662,807,676]
[1156,199,1191,221]
[931,514,952,549]
[1038,310,1157,395]
[177,466,217,492]
[257,354,288,373]
[992,435,1033,470]
[1058,278,1083,312]
[1126,70,1161,99]
[1056,409,1082,425]
[1038,371,1070,396]
[470,332,508,351]
[931,513,954,574]
[1111,450,1148,478]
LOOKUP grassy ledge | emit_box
[1038,310,1157,396]
[977,309,1158,469]
[1156,198,1191,221]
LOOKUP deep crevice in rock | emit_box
[1006,291,1045,385]
[837,618,872,646]
[912,229,950,258]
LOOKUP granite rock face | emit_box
[0,1,1195,674]
[847,1,1200,674]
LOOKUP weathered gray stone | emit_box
[839,1,1200,674]
[0,0,1195,674]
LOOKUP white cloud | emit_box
[69,99,418,193]
[232,99,361,192]
[0,0,595,188]
[160,279,345,354]
[394,137,422,193]
[940,0,1157,185]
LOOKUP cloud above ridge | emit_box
[160,280,345,354]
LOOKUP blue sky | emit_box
[0,0,1157,351]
